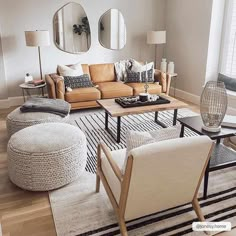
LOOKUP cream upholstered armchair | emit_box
[96,136,214,236]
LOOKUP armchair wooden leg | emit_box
[192,197,205,222]
[192,198,212,235]
[96,172,100,193]
[119,217,128,236]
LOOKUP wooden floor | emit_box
[0,107,56,236]
[0,101,235,236]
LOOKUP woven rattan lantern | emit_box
[200,81,228,132]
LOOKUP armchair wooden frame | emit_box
[96,141,214,236]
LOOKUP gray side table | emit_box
[19,82,46,102]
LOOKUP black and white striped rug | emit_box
[50,171,236,236]
[50,109,236,236]
[74,108,198,174]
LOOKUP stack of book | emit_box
[27,80,45,86]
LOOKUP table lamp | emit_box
[25,30,50,80]
[147,31,166,68]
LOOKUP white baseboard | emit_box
[169,87,200,105]
[0,96,23,109]
[170,87,236,114]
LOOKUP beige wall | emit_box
[0,0,166,99]
[0,29,7,100]
[165,0,213,97]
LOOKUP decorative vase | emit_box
[200,81,228,132]
[167,61,175,74]
[24,73,33,83]
[160,58,167,72]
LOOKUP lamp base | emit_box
[202,125,221,133]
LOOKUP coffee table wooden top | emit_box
[97,95,188,117]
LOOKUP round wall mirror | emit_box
[99,9,126,50]
[53,2,91,54]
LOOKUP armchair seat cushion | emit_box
[101,149,126,203]
[97,82,133,99]
[126,83,162,96]
[65,87,101,103]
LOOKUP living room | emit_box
[0,0,236,235]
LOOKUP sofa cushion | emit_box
[81,64,90,75]
[218,73,236,92]
[89,63,116,83]
[56,64,90,76]
[131,60,154,73]
[65,87,101,103]
[58,63,84,77]
[97,82,133,99]
[126,83,162,96]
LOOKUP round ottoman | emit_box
[7,123,87,191]
[6,107,69,137]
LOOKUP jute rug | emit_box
[49,170,236,236]
[49,109,236,236]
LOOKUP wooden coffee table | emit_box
[178,116,236,199]
[97,95,188,143]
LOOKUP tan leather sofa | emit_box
[45,63,171,110]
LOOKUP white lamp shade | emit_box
[25,30,50,47]
[147,31,166,44]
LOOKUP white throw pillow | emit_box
[57,63,84,77]
[149,125,181,142]
[122,130,155,173]
[131,59,154,73]
[122,126,181,173]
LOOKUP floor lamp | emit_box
[25,30,50,80]
[147,31,166,69]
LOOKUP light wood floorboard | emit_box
[0,107,56,236]
[0,100,234,236]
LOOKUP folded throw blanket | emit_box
[20,98,71,117]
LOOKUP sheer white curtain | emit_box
[220,0,236,78]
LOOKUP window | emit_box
[220,0,236,78]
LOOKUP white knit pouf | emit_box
[7,123,87,191]
[6,107,70,137]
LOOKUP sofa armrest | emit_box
[45,74,56,98]
[154,70,172,96]
[46,74,65,100]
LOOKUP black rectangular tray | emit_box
[115,96,170,108]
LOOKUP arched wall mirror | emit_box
[53,2,91,54]
[99,9,126,50]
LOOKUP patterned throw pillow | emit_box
[140,68,154,83]
[122,126,181,173]
[125,68,154,83]
[64,74,93,89]
[125,69,142,83]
